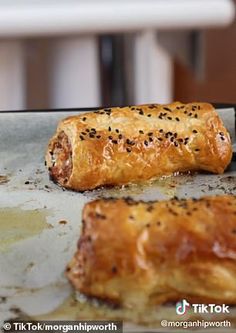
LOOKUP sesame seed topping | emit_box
[126,147,131,153]
[139,130,144,134]
[193,130,198,133]
[175,117,180,121]
[82,117,86,121]
[163,107,171,112]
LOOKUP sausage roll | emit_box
[66,195,236,308]
[46,102,232,191]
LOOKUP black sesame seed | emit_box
[174,142,178,147]
[184,111,188,114]
[163,107,171,112]
[116,129,119,133]
[159,129,164,133]
[112,140,118,144]
[220,137,225,141]
[82,117,86,121]
[194,114,198,118]
[149,137,153,142]
[195,148,200,152]
[89,133,95,138]
[175,117,180,121]
[147,114,152,117]
[86,129,90,132]
[108,136,113,140]
[158,137,163,141]
[80,135,84,140]
[81,132,87,135]
[148,132,153,136]
[174,133,178,138]
[108,126,111,131]
[193,130,198,133]
[148,105,156,109]
[139,130,144,134]
[219,132,224,136]
[118,134,122,139]
[96,135,101,139]
[167,116,172,120]
[170,137,174,142]
[188,112,192,116]
[144,140,149,146]
[126,147,131,153]
[139,110,144,115]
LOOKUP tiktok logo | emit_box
[176,299,190,315]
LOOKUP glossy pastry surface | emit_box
[66,195,236,308]
[46,102,232,191]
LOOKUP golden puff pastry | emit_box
[46,102,232,191]
[66,195,236,308]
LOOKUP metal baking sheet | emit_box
[0,106,236,332]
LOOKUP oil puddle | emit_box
[0,207,51,252]
[33,293,236,328]
[86,174,192,199]
[33,293,160,326]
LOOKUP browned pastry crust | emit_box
[46,102,232,191]
[66,195,236,308]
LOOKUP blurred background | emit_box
[0,0,235,110]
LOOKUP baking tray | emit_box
[0,104,236,333]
